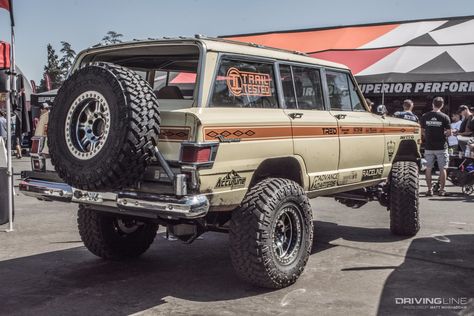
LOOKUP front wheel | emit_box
[389,161,420,236]
[229,178,313,288]
[77,205,158,260]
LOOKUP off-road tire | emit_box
[48,62,160,191]
[77,205,158,260]
[389,161,420,236]
[229,178,313,288]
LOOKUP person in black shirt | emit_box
[455,105,474,153]
[420,97,451,196]
[394,99,419,123]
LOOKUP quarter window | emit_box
[210,59,278,108]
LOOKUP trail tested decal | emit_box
[387,141,396,161]
[215,170,246,189]
[310,173,338,190]
[226,67,272,97]
[361,167,383,181]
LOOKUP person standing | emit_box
[0,110,7,142]
[448,113,462,151]
[394,99,419,122]
[455,105,474,153]
[420,97,451,196]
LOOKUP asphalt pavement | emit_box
[0,158,473,316]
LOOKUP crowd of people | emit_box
[393,97,474,196]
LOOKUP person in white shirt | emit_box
[448,113,462,150]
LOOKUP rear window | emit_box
[210,58,278,108]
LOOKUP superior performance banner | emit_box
[359,81,474,96]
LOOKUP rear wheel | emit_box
[389,161,420,236]
[229,178,313,288]
[77,205,158,260]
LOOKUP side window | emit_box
[210,58,278,108]
[292,66,324,110]
[348,77,365,111]
[279,65,297,109]
[326,71,351,111]
[154,70,197,100]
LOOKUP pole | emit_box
[4,21,15,232]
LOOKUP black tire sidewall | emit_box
[49,67,128,169]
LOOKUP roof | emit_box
[77,37,348,70]
[222,16,474,84]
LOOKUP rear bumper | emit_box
[19,178,209,219]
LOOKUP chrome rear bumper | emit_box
[19,178,209,219]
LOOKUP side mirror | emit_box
[376,104,388,115]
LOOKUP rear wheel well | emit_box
[250,157,303,188]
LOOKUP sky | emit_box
[1,0,474,83]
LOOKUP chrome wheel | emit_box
[65,91,111,160]
[271,203,303,266]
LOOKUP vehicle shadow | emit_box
[376,234,474,315]
[0,220,447,316]
[0,232,267,316]
[311,220,410,255]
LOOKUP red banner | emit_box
[44,73,52,91]
[0,0,10,11]
[0,41,10,69]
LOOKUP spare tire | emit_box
[48,62,160,191]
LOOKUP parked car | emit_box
[20,37,421,288]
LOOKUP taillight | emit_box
[182,147,211,163]
[179,142,219,167]
[30,136,45,155]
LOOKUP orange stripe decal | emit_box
[203,125,418,141]
[159,127,191,141]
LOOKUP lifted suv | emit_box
[20,37,421,288]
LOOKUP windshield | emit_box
[79,44,200,110]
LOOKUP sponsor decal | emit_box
[361,167,383,181]
[215,170,246,189]
[387,141,396,161]
[400,135,415,140]
[310,173,338,190]
[226,67,272,97]
[340,171,358,184]
[360,81,474,96]
[322,127,337,135]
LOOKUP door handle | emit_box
[334,114,347,120]
[288,113,304,119]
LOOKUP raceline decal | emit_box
[159,127,191,142]
[387,141,396,161]
[203,125,418,141]
[310,173,338,190]
[215,170,247,189]
[361,167,384,181]
[226,67,272,97]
